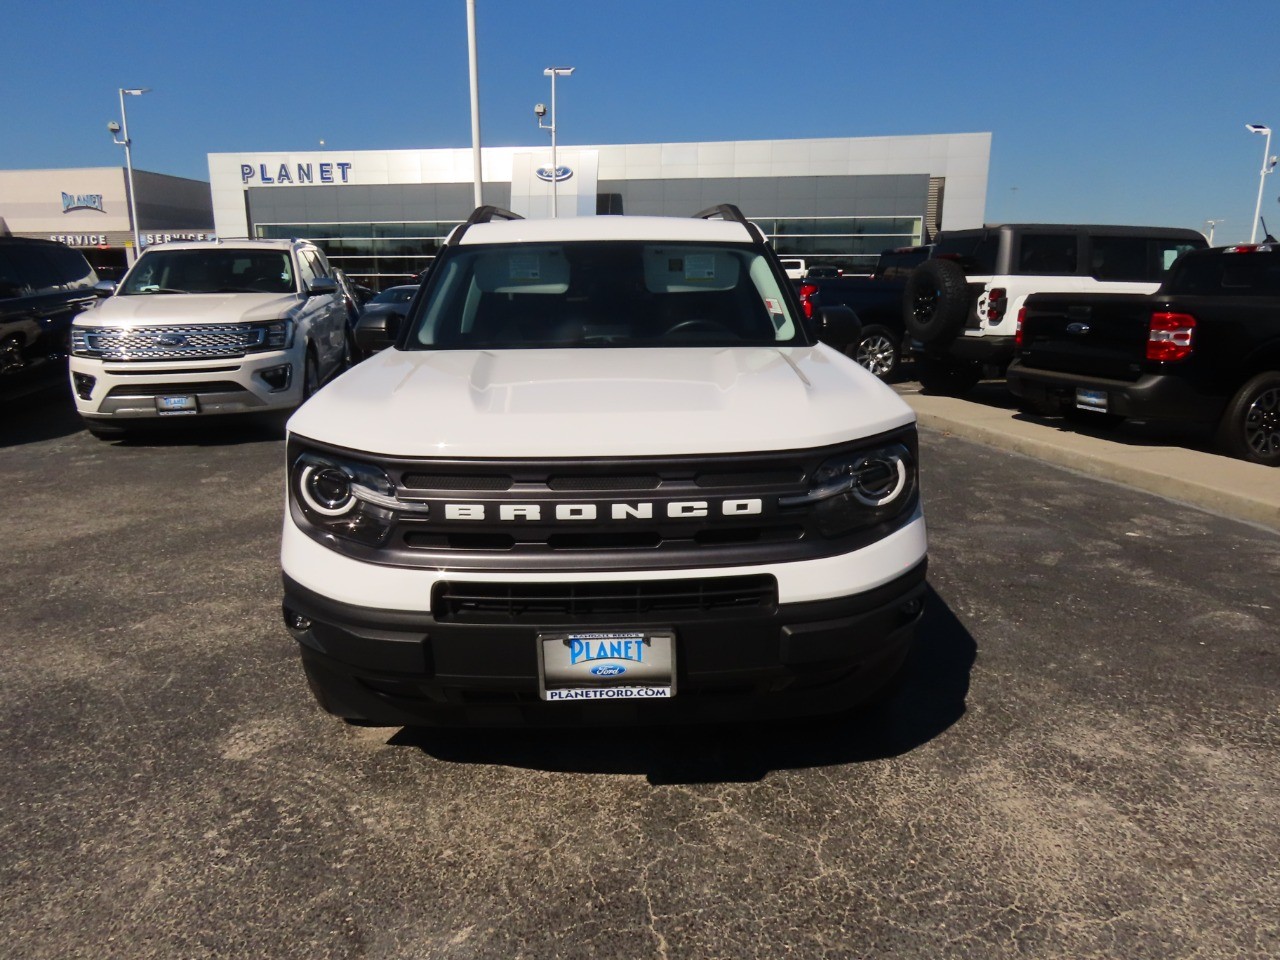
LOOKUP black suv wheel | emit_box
[1218,371,1280,466]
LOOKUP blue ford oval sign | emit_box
[535,165,573,183]
[590,664,626,677]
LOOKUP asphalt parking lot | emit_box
[2,385,1278,960]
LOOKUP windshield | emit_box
[120,249,295,295]
[372,286,417,304]
[404,241,800,349]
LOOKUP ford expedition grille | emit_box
[77,324,268,361]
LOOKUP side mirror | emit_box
[356,312,403,354]
[384,313,402,341]
[93,280,117,297]
[306,276,338,298]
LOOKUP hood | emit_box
[79,292,298,326]
[290,345,915,458]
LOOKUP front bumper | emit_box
[282,560,928,727]
[1006,361,1227,424]
[68,349,303,419]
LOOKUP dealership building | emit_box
[0,167,213,280]
[209,132,991,288]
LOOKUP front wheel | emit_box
[846,324,901,381]
[1217,371,1280,466]
[301,351,320,403]
[83,418,130,441]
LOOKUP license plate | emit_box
[538,630,675,701]
[1075,388,1107,413]
[155,395,198,415]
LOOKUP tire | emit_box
[903,259,970,345]
[301,350,320,403]
[83,418,130,440]
[846,324,901,381]
[1216,371,1280,466]
[339,331,356,372]
[915,354,982,396]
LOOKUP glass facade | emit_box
[255,222,459,289]
[255,214,924,288]
[761,216,923,275]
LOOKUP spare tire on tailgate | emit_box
[903,259,970,345]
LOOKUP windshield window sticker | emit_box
[684,254,716,281]
[509,254,541,282]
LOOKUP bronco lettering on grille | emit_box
[440,499,764,522]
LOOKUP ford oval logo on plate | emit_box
[535,165,573,183]
[590,664,626,677]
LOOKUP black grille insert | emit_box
[401,473,512,491]
[104,381,247,398]
[432,575,778,623]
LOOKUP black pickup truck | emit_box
[1007,243,1280,465]
[795,245,930,379]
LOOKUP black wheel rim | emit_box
[1244,385,1280,458]
[912,290,938,324]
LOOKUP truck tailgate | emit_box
[1018,293,1155,381]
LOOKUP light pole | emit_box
[466,0,483,207]
[110,87,150,260]
[1245,123,1275,243]
[1205,219,1224,245]
[537,66,574,218]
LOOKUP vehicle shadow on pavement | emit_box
[0,382,84,447]
[97,417,288,447]
[934,380,1222,455]
[394,587,975,785]
[0,387,288,449]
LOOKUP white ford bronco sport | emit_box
[69,238,351,438]
[281,205,928,726]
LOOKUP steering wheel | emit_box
[664,319,736,337]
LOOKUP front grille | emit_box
[104,381,247,399]
[289,429,920,573]
[432,575,778,623]
[80,325,266,361]
[401,473,512,491]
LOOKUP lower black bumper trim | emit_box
[281,561,927,726]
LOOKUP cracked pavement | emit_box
[1,390,1277,959]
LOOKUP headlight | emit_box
[247,320,293,352]
[70,327,95,357]
[781,442,916,537]
[291,452,406,547]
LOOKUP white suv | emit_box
[904,224,1207,394]
[281,205,928,727]
[69,239,350,437]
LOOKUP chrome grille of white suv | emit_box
[76,324,266,361]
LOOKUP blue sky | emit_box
[4,0,1277,242]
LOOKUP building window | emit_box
[765,216,923,275]
[254,221,460,289]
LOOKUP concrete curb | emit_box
[901,390,1280,534]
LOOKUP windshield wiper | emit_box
[133,287,192,295]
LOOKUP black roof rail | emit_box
[450,205,524,245]
[692,204,767,244]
